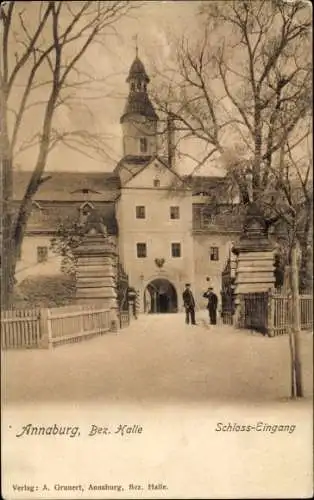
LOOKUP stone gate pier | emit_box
[73,217,119,332]
[232,203,275,326]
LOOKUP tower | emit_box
[120,51,158,160]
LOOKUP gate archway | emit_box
[144,279,178,314]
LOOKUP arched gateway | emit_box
[144,279,178,314]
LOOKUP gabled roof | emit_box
[12,171,121,201]
[116,154,186,186]
[11,200,118,234]
[183,175,228,194]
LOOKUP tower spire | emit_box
[121,51,158,123]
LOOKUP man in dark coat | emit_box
[203,287,218,325]
[182,284,196,325]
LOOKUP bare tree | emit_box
[153,0,311,214]
[0,1,135,306]
[268,130,313,290]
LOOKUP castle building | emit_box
[12,54,244,312]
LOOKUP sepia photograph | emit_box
[1,0,313,498]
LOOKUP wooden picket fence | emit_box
[300,295,313,331]
[270,293,313,336]
[46,305,111,347]
[1,308,41,349]
[238,292,313,336]
[1,304,112,349]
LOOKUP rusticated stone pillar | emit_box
[73,233,119,332]
[232,203,275,326]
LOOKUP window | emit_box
[198,208,214,229]
[136,243,147,258]
[210,246,219,261]
[136,206,146,219]
[171,243,181,258]
[153,179,160,187]
[37,246,48,263]
[140,137,148,153]
[170,206,180,219]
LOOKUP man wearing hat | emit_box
[203,287,218,325]
[182,283,196,325]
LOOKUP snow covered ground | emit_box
[2,313,313,499]
[2,312,313,404]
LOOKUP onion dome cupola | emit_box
[120,50,158,159]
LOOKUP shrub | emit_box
[13,275,76,308]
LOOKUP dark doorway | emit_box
[144,279,177,313]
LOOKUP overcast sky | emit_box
[9,0,311,177]
[11,1,224,176]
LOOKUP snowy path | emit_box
[2,313,313,405]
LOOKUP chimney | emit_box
[167,113,175,169]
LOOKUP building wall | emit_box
[122,115,157,157]
[15,194,241,312]
[15,234,62,284]
[193,233,236,310]
[117,186,195,312]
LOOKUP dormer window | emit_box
[79,201,94,223]
[80,201,94,214]
[140,137,148,153]
[30,201,46,223]
[193,191,210,197]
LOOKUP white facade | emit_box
[116,158,195,312]
[15,234,63,284]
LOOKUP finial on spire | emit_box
[132,34,139,57]
[135,34,138,57]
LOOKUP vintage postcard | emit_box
[1,0,313,498]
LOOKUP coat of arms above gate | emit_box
[155,258,165,268]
